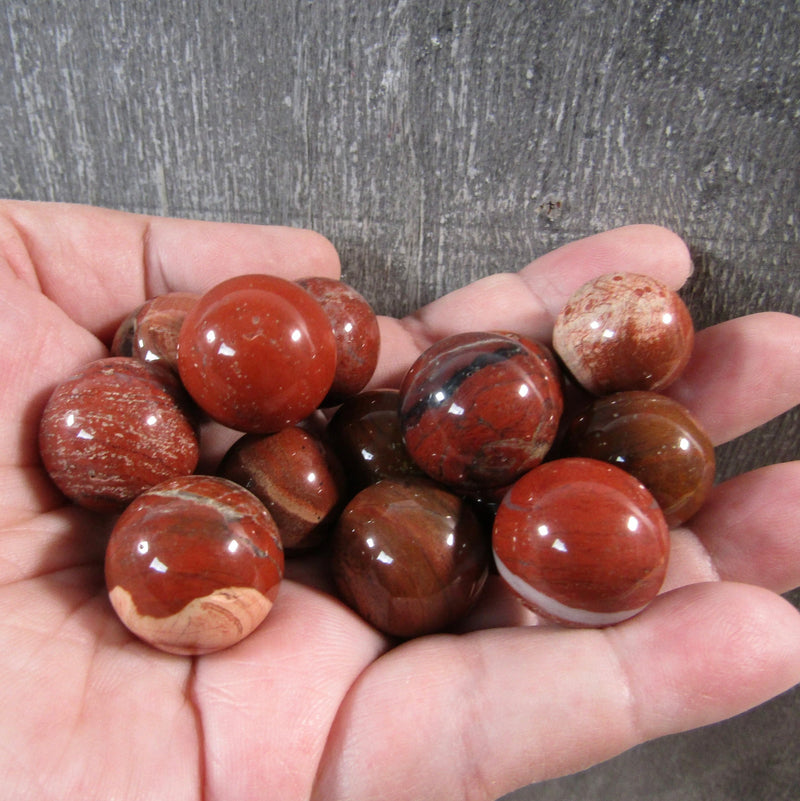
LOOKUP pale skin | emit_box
[1,200,799,801]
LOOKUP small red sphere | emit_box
[105,475,284,655]
[38,357,199,512]
[331,479,490,638]
[177,274,337,432]
[552,272,694,395]
[111,292,200,372]
[566,391,716,527]
[218,426,345,552]
[327,389,425,491]
[492,457,669,626]
[296,277,381,404]
[399,332,563,491]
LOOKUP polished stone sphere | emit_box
[492,457,669,626]
[327,389,425,491]
[38,357,199,512]
[177,274,336,432]
[552,272,694,395]
[331,479,490,638]
[566,390,715,526]
[296,276,380,405]
[399,331,563,492]
[111,291,200,373]
[218,425,345,552]
[105,475,284,655]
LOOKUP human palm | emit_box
[1,201,799,801]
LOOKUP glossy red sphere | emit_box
[111,292,200,372]
[105,475,284,655]
[218,426,345,552]
[38,357,199,512]
[399,332,563,491]
[177,274,336,432]
[552,272,694,395]
[331,479,490,638]
[492,457,669,626]
[566,391,716,526]
[327,389,425,491]
[296,276,381,404]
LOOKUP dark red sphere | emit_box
[177,274,336,432]
[296,276,381,404]
[331,479,490,638]
[327,389,425,491]
[566,391,716,526]
[492,457,669,626]
[552,272,694,395]
[218,426,345,552]
[38,357,199,512]
[111,292,200,373]
[399,332,563,491]
[105,475,284,655]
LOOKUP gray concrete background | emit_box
[1,1,798,798]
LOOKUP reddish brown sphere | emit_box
[105,475,284,655]
[111,292,200,372]
[552,272,694,395]
[399,332,563,491]
[38,357,199,512]
[566,391,715,527]
[492,457,669,626]
[218,426,346,552]
[177,274,337,432]
[331,479,490,638]
[296,277,381,405]
[327,389,425,491]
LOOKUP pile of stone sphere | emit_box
[38,270,712,653]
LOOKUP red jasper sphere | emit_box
[296,276,380,404]
[492,457,669,626]
[327,389,425,492]
[218,426,345,552]
[112,292,200,373]
[105,475,284,655]
[399,332,563,491]
[177,274,336,432]
[38,357,199,512]
[566,391,716,527]
[552,272,694,395]
[331,479,490,638]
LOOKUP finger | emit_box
[0,496,111,583]
[194,581,389,801]
[412,224,693,343]
[0,266,105,469]
[453,574,548,631]
[312,582,800,801]
[0,562,199,799]
[666,311,800,445]
[680,462,800,594]
[658,527,720,593]
[371,224,692,387]
[0,200,340,341]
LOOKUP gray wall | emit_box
[2,2,798,799]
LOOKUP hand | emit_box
[1,201,798,801]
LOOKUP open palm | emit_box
[1,201,799,801]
